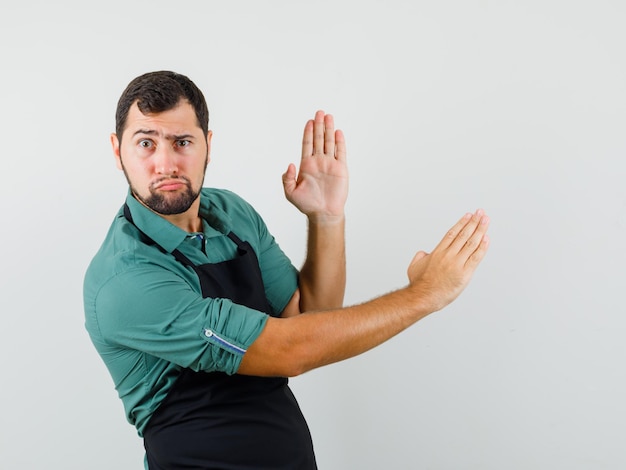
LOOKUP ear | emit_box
[206,130,213,165]
[111,133,123,170]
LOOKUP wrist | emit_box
[404,282,444,316]
[306,212,345,227]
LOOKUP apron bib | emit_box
[124,205,316,469]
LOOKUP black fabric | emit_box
[123,204,316,469]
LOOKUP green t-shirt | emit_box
[84,188,298,435]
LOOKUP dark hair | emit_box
[115,71,209,140]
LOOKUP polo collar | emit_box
[124,189,234,253]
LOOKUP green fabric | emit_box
[84,188,298,435]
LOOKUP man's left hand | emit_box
[282,110,348,222]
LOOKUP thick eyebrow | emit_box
[133,129,157,137]
[132,129,196,140]
[170,134,195,141]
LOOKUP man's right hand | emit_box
[406,209,490,313]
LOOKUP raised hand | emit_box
[282,110,348,222]
[407,209,490,312]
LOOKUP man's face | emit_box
[111,100,212,215]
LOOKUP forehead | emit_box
[124,100,202,136]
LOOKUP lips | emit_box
[153,178,189,191]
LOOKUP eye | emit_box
[139,139,153,148]
[176,139,191,147]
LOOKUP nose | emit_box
[154,145,178,175]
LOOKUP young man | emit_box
[84,71,490,469]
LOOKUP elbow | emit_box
[266,341,316,378]
[279,365,306,379]
[238,349,311,378]
[238,320,314,377]
[281,355,311,378]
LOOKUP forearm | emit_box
[298,214,346,312]
[239,284,432,377]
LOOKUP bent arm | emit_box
[282,111,348,313]
[240,285,426,377]
[239,209,490,377]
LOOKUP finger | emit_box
[447,209,485,255]
[334,129,347,161]
[324,113,335,156]
[301,120,313,159]
[464,233,490,269]
[458,214,490,260]
[313,110,325,155]
[435,212,473,251]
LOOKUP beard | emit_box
[134,176,200,215]
[119,155,207,215]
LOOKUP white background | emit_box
[1,1,625,469]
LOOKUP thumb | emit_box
[410,250,428,264]
[282,163,297,196]
[407,250,429,280]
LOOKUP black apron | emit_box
[123,205,317,469]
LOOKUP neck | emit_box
[163,210,203,233]
[162,197,203,232]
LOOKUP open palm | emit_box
[282,111,348,221]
